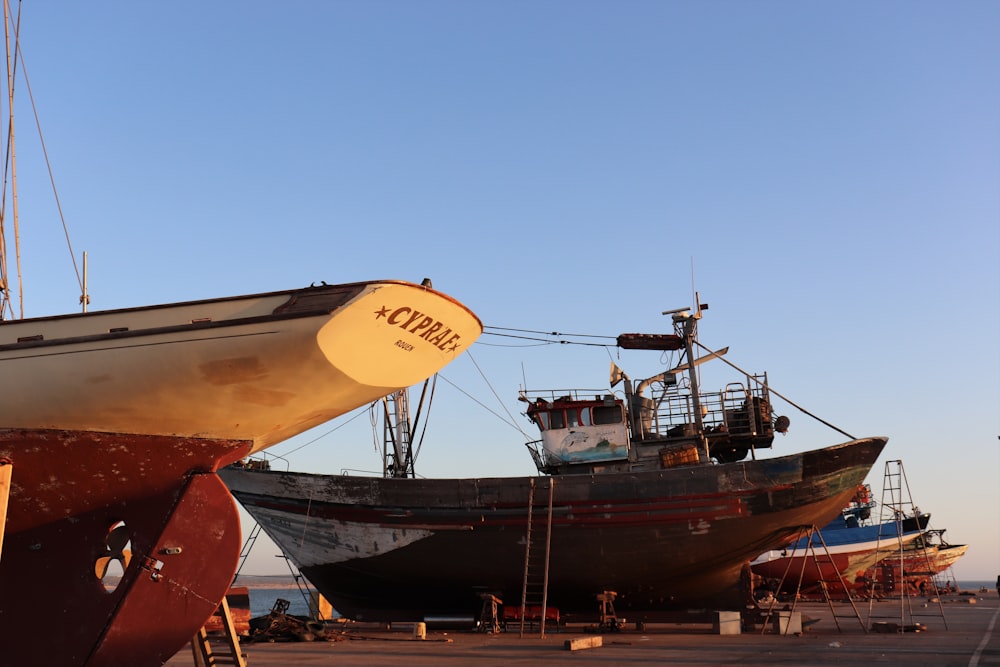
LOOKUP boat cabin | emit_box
[521,371,783,475]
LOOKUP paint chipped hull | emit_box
[929,544,968,573]
[751,510,934,597]
[221,436,886,621]
[751,531,924,591]
[0,280,481,667]
[871,542,968,582]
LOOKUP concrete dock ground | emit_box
[166,592,1000,666]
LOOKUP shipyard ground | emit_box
[167,592,1000,666]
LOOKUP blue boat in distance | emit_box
[752,485,930,595]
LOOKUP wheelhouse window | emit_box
[534,405,606,431]
[593,404,624,425]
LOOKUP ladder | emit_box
[233,522,263,582]
[519,477,554,637]
[281,554,330,621]
[867,459,948,631]
[191,596,247,667]
[758,525,867,634]
[382,389,416,478]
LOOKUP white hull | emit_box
[0,280,481,452]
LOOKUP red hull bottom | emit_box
[0,430,250,667]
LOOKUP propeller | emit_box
[94,522,133,580]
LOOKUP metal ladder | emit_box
[519,477,554,637]
[758,525,867,634]
[867,459,948,631]
[233,522,263,582]
[191,596,247,667]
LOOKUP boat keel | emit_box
[0,431,248,666]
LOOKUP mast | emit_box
[1,0,20,319]
[664,303,709,460]
[382,389,415,478]
[80,251,89,312]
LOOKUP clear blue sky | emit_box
[9,3,998,579]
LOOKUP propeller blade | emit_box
[95,556,113,580]
[106,524,131,554]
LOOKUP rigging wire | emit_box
[464,349,532,439]
[0,2,82,319]
[261,326,635,460]
[485,325,615,340]
[271,407,370,460]
[409,376,436,469]
[691,338,855,440]
[254,322,684,461]
[16,24,83,294]
[481,326,617,348]
[0,0,22,319]
[436,371,529,439]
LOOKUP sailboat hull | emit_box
[221,436,886,622]
[0,280,482,666]
[0,281,481,453]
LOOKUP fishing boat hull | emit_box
[0,280,481,666]
[878,541,969,578]
[864,541,968,593]
[930,544,969,573]
[751,527,925,595]
[221,436,886,621]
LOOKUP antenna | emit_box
[689,258,709,318]
[690,257,696,314]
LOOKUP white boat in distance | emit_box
[0,279,481,667]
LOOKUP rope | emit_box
[0,5,83,319]
[692,338,856,440]
[481,326,617,348]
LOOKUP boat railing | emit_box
[646,376,772,439]
[525,439,562,474]
[232,452,287,471]
[519,388,612,404]
[233,451,288,472]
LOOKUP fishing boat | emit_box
[750,486,930,597]
[927,536,969,574]
[221,303,887,624]
[0,281,481,666]
[863,528,969,595]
